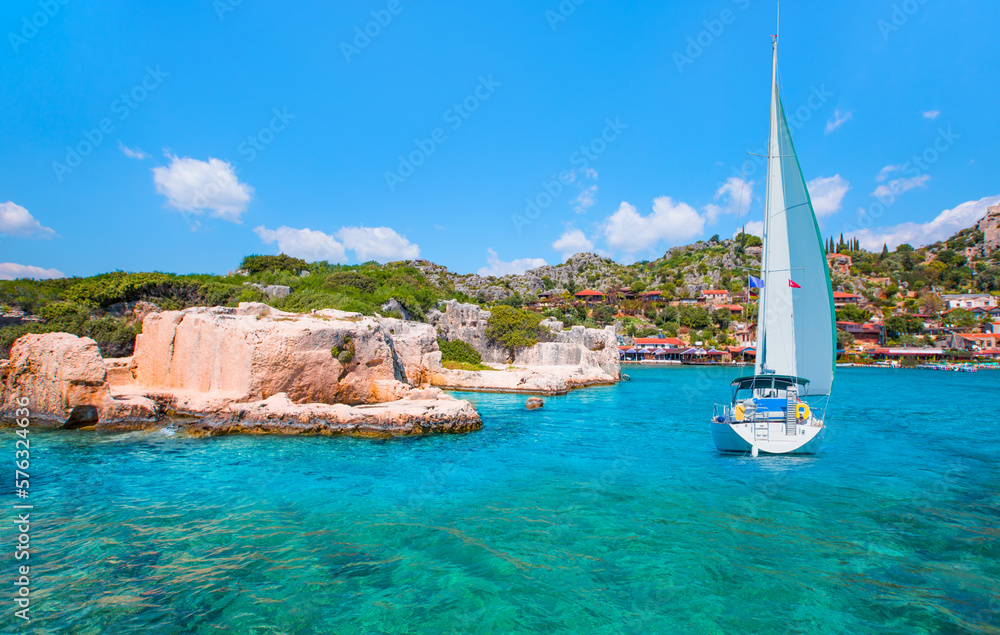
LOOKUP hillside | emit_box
[3,217,999,358]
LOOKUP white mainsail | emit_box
[754,38,836,396]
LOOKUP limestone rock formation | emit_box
[430,300,620,381]
[131,303,438,406]
[980,203,1000,255]
[1,305,481,436]
[0,333,158,427]
[428,300,510,364]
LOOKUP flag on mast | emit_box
[748,275,765,288]
[788,279,801,289]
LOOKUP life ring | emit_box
[795,403,810,420]
[734,404,746,421]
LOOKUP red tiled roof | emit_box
[634,337,684,346]
[715,304,744,311]
[833,291,861,299]
[701,290,730,295]
[574,290,605,297]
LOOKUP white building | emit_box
[941,294,999,310]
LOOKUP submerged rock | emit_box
[526,397,544,410]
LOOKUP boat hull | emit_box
[711,420,825,455]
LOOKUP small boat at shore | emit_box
[711,22,836,457]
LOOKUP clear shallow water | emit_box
[3,366,999,634]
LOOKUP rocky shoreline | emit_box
[0,301,619,437]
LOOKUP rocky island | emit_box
[0,301,621,436]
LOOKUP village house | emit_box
[941,293,999,310]
[947,332,1000,351]
[700,289,731,305]
[837,321,883,344]
[714,304,744,314]
[833,291,863,309]
[632,337,684,351]
[574,289,605,304]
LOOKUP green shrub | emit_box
[486,305,545,361]
[438,338,482,365]
[240,254,309,275]
[331,336,355,365]
[323,271,378,294]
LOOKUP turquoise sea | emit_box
[4,366,999,634]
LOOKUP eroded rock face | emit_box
[0,308,480,436]
[0,333,158,426]
[428,300,509,364]
[429,301,620,381]
[132,304,441,406]
[517,324,619,378]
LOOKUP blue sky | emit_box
[2,0,998,280]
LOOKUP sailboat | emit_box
[711,24,836,456]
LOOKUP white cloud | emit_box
[119,141,149,160]
[0,202,55,239]
[807,175,850,218]
[153,155,254,222]
[573,185,598,214]
[825,108,854,134]
[923,110,941,120]
[335,226,420,263]
[253,225,420,264]
[253,226,347,263]
[704,176,754,222]
[876,164,903,182]
[849,194,1000,250]
[552,228,594,260]
[872,175,930,202]
[0,263,64,281]
[477,249,546,277]
[604,197,706,253]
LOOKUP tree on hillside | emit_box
[485,305,546,362]
[680,306,711,330]
[591,304,615,325]
[919,293,943,315]
[836,303,872,323]
[943,308,977,329]
[884,315,924,340]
